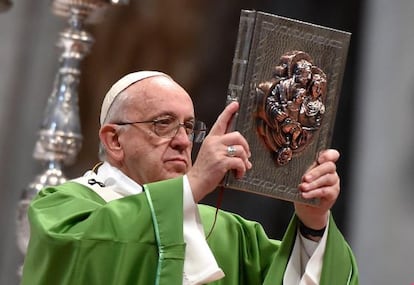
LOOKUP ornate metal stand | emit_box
[16,0,128,276]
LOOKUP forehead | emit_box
[125,76,195,119]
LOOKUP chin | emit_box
[169,170,187,178]
[154,169,183,181]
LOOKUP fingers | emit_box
[316,149,340,165]
[302,160,337,183]
[294,149,341,230]
[188,126,252,202]
[205,102,252,176]
[221,131,251,157]
[299,148,340,201]
[300,172,340,200]
[209,101,239,136]
[189,102,255,201]
[222,144,253,178]
[303,149,339,181]
[209,133,252,177]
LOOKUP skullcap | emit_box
[100,71,171,125]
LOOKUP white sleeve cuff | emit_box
[284,216,330,285]
[182,175,225,285]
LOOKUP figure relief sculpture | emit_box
[256,50,327,166]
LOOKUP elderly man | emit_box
[21,71,358,285]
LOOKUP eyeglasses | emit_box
[114,116,207,143]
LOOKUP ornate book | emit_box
[223,10,351,204]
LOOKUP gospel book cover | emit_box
[223,10,351,205]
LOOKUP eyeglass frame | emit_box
[112,116,207,143]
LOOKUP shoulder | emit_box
[36,179,106,204]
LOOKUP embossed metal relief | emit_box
[223,10,350,204]
[255,51,327,165]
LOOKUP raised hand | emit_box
[187,102,252,202]
[294,149,340,233]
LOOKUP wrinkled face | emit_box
[105,76,195,185]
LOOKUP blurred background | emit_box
[0,0,413,284]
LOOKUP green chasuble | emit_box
[201,207,359,285]
[21,177,358,285]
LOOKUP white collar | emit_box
[95,161,143,197]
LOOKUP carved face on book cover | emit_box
[255,50,327,165]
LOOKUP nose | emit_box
[170,125,192,147]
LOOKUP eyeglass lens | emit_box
[154,117,206,143]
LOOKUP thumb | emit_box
[317,149,340,164]
[209,101,239,136]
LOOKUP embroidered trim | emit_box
[143,185,162,285]
[346,266,353,285]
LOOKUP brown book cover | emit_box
[223,10,351,205]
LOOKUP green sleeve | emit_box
[200,206,359,285]
[264,214,359,285]
[21,177,186,285]
[199,205,281,285]
[320,215,359,284]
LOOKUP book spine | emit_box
[223,10,256,187]
[226,10,257,132]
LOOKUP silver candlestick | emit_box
[16,0,129,276]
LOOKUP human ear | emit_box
[99,124,124,161]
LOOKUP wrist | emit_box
[298,219,326,239]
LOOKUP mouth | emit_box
[165,158,188,168]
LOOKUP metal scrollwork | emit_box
[256,50,327,165]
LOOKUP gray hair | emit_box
[98,90,132,161]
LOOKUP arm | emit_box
[267,214,359,285]
[295,149,340,241]
[21,179,186,285]
[284,150,359,284]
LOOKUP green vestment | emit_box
[21,177,358,285]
